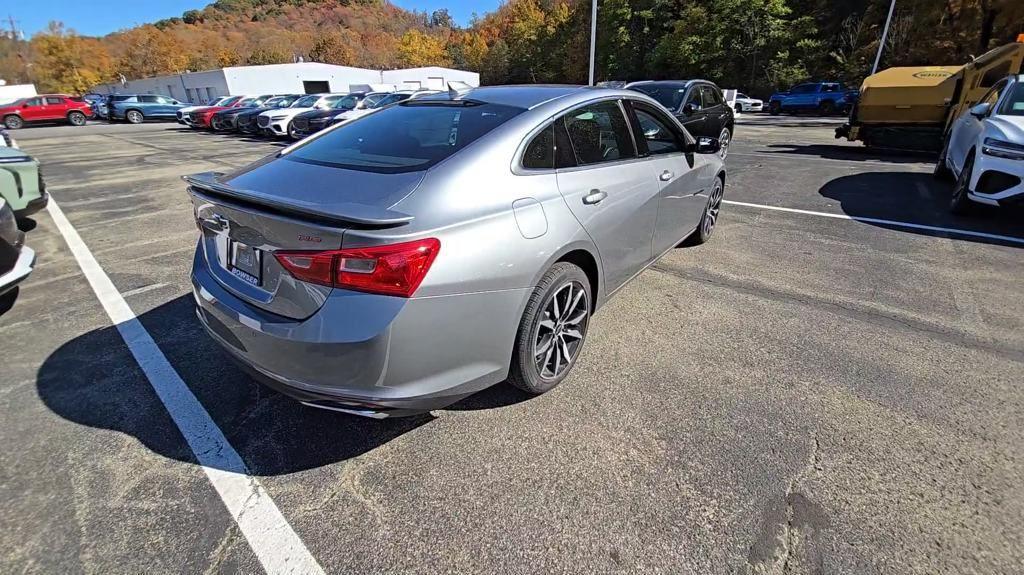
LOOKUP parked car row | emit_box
[0,131,43,306]
[177,89,441,140]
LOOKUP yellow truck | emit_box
[836,38,1024,152]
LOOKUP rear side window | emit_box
[287,101,525,173]
[140,95,159,103]
[562,101,636,165]
[45,96,64,105]
[630,85,686,111]
[523,125,555,169]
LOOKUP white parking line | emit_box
[722,200,1024,246]
[45,199,324,575]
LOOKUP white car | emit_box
[732,92,763,113]
[331,91,419,124]
[938,74,1024,214]
[177,97,230,125]
[256,93,346,138]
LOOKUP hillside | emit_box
[2,0,1022,97]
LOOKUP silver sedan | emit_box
[187,85,726,418]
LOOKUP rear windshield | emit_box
[286,101,524,173]
[630,85,687,110]
[1000,83,1024,116]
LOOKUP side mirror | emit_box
[643,126,660,138]
[682,103,697,115]
[969,103,991,119]
[693,137,721,155]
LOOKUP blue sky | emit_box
[14,1,499,37]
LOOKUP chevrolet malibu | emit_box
[187,85,726,418]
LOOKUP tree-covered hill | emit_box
[2,0,1022,97]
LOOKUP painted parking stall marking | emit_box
[722,199,1024,246]
[45,199,325,575]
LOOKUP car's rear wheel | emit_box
[126,110,144,124]
[819,100,836,115]
[685,176,725,246]
[734,104,743,114]
[3,115,23,130]
[509,262,591,395]
[67,111,87,126]
[718,127,732,160]
[769,101,781,115]
[950,152,976,215]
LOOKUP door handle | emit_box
[582,190,607,205]
[659,170,674,181]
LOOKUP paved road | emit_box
[2,120,1022,574]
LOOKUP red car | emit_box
[1,95,92,130]
[187,95,248,128]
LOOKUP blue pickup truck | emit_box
[768,82,859,116]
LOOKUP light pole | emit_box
[871,0,897,75]
[588,0,597,85]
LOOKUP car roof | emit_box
[413,85,595,109]
[627,80,708,89]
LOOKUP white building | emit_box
[92,62,480,103]
[0,83,37,105]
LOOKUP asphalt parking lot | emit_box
[2,116,1022,574]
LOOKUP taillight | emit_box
[274,238,440,298]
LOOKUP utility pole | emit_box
[871,0,896,75]
[588,0,597,85]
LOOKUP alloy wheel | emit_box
[4,115,23,129]
[702,180,724,238]
[533,280,589,380]
[68,112,86,126]
[718,128,731,160]
[127,111,143,124]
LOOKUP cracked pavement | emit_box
[1,119,1022,573]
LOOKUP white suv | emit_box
[937,74,1024,214]
[256,93,345,138]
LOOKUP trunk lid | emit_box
[186,159,423,320]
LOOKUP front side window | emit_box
[700,86,723,106]
[287,101,524,174]
[562,101,637,165]
[332,95,361,110]
[140,95,159,103]
[24,98,42,106]
[293,95,320,108]
[45,96,64,105]
[790,84,815,94]
[632,104,684,156]
[998,82,1024,116]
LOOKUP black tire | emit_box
[734,104,743,114]
[933,140,954,181]
[819,100,836,115]
[769,101,781,115]
[950,152,976,215]
[286,122,298,139]
[67,111,87,126]
[685,176,725,246]
[509,262,591,395]
[3,115,23,130]
[125,109,144,124]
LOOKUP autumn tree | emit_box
[29,22,113,93]
[308,30,358,65]
[398,29,450,68]
[113,26,188,79]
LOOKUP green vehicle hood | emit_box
[0,147,42,212]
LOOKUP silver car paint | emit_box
[190,86,725,414]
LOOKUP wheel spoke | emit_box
[541,346,555,376]
[559,336,572,365]
[553,341,562,374]
[539,318,556,332]
[562,327,583,340]
[535,334,555,357]
[551,289,561,320]
[565,309,587,326]
[565,288,585,321]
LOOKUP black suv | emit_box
[626,80,734,158]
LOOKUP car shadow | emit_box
[16,217,37,232]
[819,171,1024,247]
[765,143,933,163]
[35,294,436,475]
[0,286,19,315]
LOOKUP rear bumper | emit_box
[15,191,49,218]
[191,247,526,417]
[0,245,35,295]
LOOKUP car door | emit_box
[626,100,710,254]
[677,86,711,138]
[699,85,729,138]
[949,80,1007,174]
[554,100,660,292]
[19,98,46,122]
[44,96,70,120]
[785,84,815,110]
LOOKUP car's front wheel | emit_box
[718,127,732,160]
[67,111,87,126]
[126,110,144,124]
[769,101,781,115]
[3,115,23,130]
[509,262,591,395]
[819,100,836,115]
[950,152,976,215]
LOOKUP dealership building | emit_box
[92,62,480,103]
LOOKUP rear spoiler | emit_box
[182,171,414,227]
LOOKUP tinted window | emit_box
[631,85,687,111]
[683,88,703,110]
[998,82,1024,116]
[140,95,159,103]
[633,105,683,156]
[979,60,1012,89]
[562,101,636,165]
[790,84,816,94]
[287,101,524,174]
[293,95,320,107]
[737,93,748,99]
[24,98,42,106]
[45,96,64,105]
[333,95,362,110]
[523,125,554,169]
[374,94,409,108]
[700,85,723,106]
